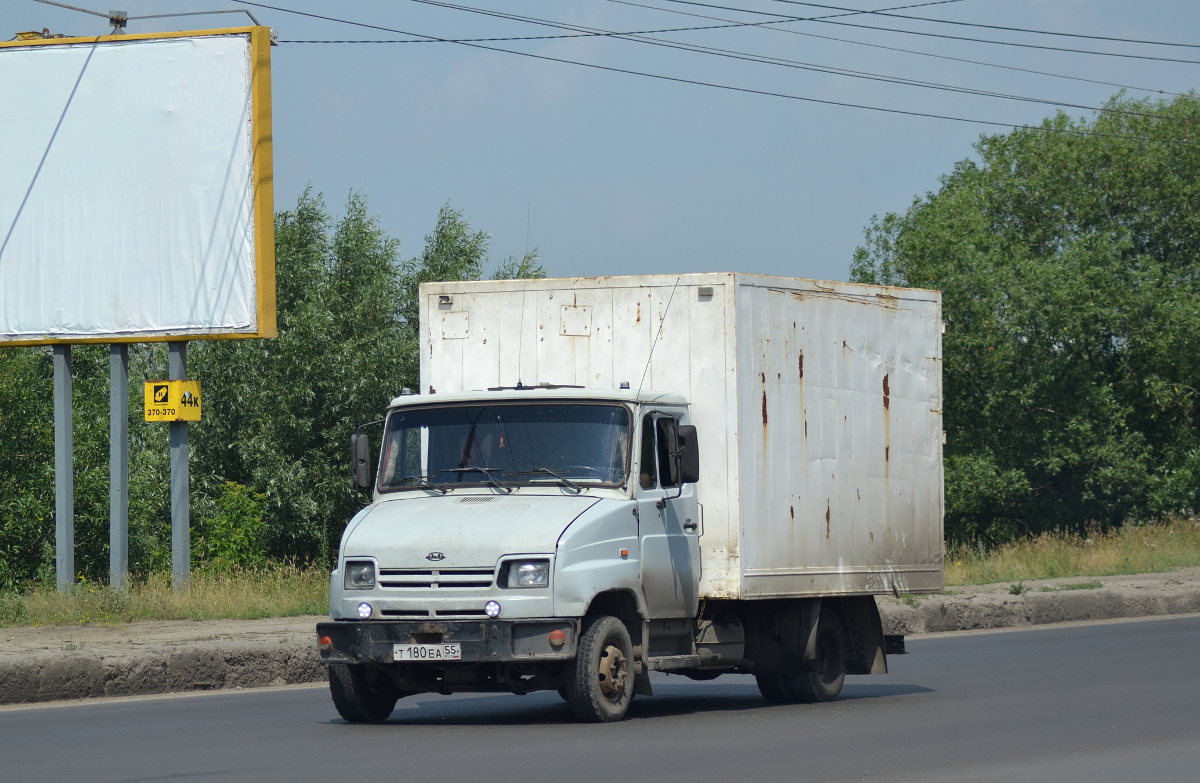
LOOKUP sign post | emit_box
[144,351,202,588]
[170,342,189,589]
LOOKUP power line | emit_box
[602,0,1187,98]
[231,1,1195,145]
[658,0,1200,65]
[283,29,1122,116]
[354,0,1185,122]
[279,0,963,44]
[772,0,1200,49]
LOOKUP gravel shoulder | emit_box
[3,567,1199,706]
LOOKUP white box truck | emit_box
[318,273,943,722]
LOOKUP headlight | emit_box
[506,560,549,588]
[344,561,375,590]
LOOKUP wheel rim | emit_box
[597,642,628,702]
[812,627,843,684]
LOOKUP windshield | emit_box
[378,402,631,491]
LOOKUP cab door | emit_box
[636,412,701,619]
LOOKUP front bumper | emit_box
[317,618,579,665]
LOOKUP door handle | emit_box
[683,521,698,531]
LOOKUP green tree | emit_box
[852,94,1200,542]
[0,348,53,589]
[189,191,413,563]
[493,250,547,281]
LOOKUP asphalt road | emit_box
[3,615,1198,783]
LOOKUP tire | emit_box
[328,663,401,723]
[565,615,634,722]
[755,672,796,704]
[755,607,847,704]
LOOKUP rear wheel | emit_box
[755,672,796,704]
[755,607,847,704]
[565,615,634,722]
[794,608,848,702]
[328,663,402,723]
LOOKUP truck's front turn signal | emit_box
[548,629,566,649]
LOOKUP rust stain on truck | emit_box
[760,371,768,427]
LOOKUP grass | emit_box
[946,517,1200,586]
[6,519,1200,627]
[0,563,328,628]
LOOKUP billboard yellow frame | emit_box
[0,27,276,345]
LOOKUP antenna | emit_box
[516,279,529,388]
[636,276,682,399]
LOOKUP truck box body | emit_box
[419,272,943,602]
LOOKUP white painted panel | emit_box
[734,277,943,597]
[559,305,592,336]
[441,311,469,340]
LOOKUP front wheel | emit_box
[565,615,634,722]
[328,663,402,723]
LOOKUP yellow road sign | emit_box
[143,380,202,422]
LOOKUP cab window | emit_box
[656,416,680,488]
[639,414,658,489]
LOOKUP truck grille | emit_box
[378,567,495,589]
[379,608,490,618]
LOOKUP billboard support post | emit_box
[53,344,74,592]
[109,344,129,588]
[169,341,190,589]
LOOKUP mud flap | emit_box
[836,596,888,674]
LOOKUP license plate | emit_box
[393,643,462,661]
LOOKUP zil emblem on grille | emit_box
[425,552,446,562]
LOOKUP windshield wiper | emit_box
[388,475,448,494]
[438,467,512,493]
[505,467,582,492]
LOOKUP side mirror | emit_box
[677,425,699,484]
[351,432,373,492]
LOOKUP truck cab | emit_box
[319,388,709,722]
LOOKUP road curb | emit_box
[877,580,1200,635]
[3,573,1200,706]
[0,641,324,705]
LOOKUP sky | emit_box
[8,0,1200,283]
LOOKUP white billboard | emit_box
[0,28,275,344]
